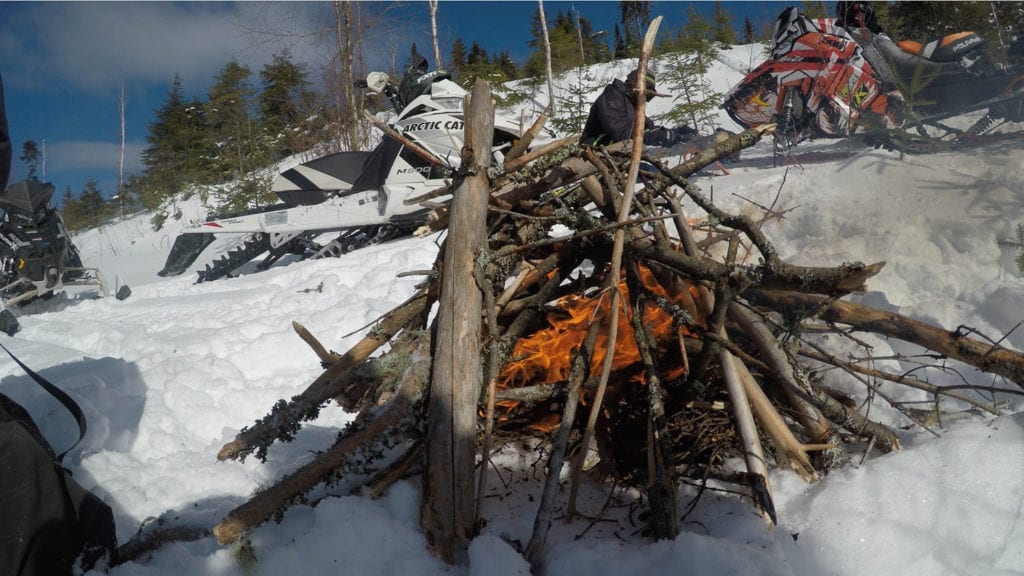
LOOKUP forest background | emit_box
[8,1,1023,232]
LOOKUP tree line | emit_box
[28,1,1024,233]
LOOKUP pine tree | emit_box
[450,38,467,79]
[19,141,40,180]
[656,6,722,135]
[620,0,650,56]
[140,74,193,209]
[59,185,81,230]
[743,15,756,44]
[205,60,274,210]
[259,50,313,158]
[76,179,109,229]
[613,24,627,59]
[523,9,609,78]
[713,2,737,46]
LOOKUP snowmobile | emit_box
[722,6,1024,156]
[0,179,109,308]
[158,57,557,283]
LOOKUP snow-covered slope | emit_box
[3,45,1023,575]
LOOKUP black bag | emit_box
[0,343,117,575]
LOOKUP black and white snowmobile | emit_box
[0,179,109,308]
[158,58,557,283]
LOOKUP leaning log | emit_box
[217,291,430,462]
[213,334,432,545]
[421,80,494,564]
[746,289,1024,388]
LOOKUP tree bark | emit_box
[421,80,494,564]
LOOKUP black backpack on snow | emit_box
[0,343,117,574]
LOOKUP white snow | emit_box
[4,44,1024,576]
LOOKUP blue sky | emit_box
[0,1,779,203]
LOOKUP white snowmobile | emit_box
[158,58,557,282]
[0,179,110,309]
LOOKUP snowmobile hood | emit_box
[0,180,55,217]
[272,151,376,205]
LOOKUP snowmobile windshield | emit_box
[398,54,452,114]
[0,180,55,218]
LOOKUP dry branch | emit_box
[746,290,1024,388]
[217,290,430,462]
[214,334,431,545]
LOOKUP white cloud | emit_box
[46,140,145,175]
[1,2,331,94]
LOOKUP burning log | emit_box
[207,56,1024,571]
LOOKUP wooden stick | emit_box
[217,291,429,462]
[504,106,551,163]
[746,289,1024,388]
[363,442,422,499]
[213,336,432,545]
[719,336,776,524]
[363,109,448,168]
[524,306,604,570]
[291,321,341,365]
[503,134,579,173]
[732,357,819,482]
[627,268,680,539]
[569,15,662,521]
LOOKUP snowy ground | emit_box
[3,44,1024,575]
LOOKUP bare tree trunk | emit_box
[421,80,494,565]
[428,0,442,69]
[537,0,556,114]
[333,0,365,150]
[118,83,126,218]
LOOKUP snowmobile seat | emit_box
[895,32,985,63]
[274,150,375,206]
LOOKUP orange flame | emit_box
[497,265,704,397]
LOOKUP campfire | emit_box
[188,78,1024,571]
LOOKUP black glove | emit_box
[673,125,699,142]
[645,126,678,147]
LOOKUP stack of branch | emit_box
[207,55,1024,576]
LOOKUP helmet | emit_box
[836,1,882,34]
[625,69,669,98]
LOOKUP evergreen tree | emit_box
[139,74,193,209]
[406,43,424,70]
[613,24,628,59]
[205,60,274,210]
[620,0,650,56]
[523,9,609,77]
[75,179,109,229]
[743,15,756,44]
[450,38,467,79]
[713,2,737,46]
[59,185,80,230]
[494,51,520,80]
[19,140,40,180]
[458,42,508,86]
[259,50,313,158]
[656,6,721,135]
